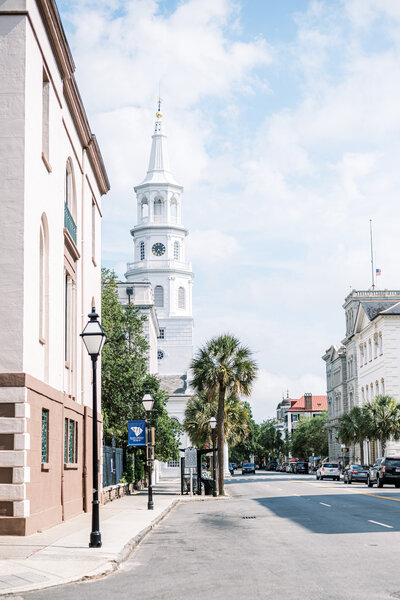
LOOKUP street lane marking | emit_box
[368,520,393,529]
[320,502,331,507]
[291,481,400,503]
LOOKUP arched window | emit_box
[141,198,149,221]
[170,198,177,223]
[154,285,164,307]
[154,198,162,222]
[178,286,185,309]
[140,241,145,261]
[174,241,180,260]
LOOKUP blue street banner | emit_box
[128,420,146,447]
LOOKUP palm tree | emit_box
[338,406,370,464]
[184,392,250,449]
[191,334,257,495]
[364,395,400,456]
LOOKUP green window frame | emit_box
[64,418,78,464]
[41,409,49,463]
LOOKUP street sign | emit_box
[128,420,146,446]
[185,447,197,469]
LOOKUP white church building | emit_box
[123,104,194,475]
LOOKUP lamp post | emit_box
[142,388,154,510]
[81,305,106,548]
[209,415,217,497]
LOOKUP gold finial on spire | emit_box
[156,95,162,119]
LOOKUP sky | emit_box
[57,0,400,422]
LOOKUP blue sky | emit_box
[57,0,400,420]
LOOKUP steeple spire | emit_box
[139,101,181,187]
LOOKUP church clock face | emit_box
[152,242,166,257]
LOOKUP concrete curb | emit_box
[0,499,180,597]
[1,493,231,597]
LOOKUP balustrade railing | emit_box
[64,204,77,244]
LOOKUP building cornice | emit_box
[130,224,188,236]
[35,0,110,195]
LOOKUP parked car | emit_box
[231,463,238,471]
[367,457,400,488]
[343,464,369,484]
[281,462,289,472]
[294,462,309,474]
[316,463,340,481]
[229,462,234,476]
[267,461,278,471]
[242,462,256,474]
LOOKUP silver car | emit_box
[316,463,340,481]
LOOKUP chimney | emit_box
[304,393,312,411]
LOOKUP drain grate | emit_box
[241,516,256,519]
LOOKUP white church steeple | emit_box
[126,102,194,377]
[139,101,181,187]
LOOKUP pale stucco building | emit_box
[323,289,400,463]
[0,0,109,534]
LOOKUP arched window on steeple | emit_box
[140,241,145,261]
[154,285,164,307]
[174,241,180,261]
[141,198,149,222]
[170,198,177,223]
[178,286,185,309]
[154,198,162,223]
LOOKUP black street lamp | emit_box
[209,415,217,497]
[81,305,106,548]
[142,388,154,510]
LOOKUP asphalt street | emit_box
[18,471,400,600]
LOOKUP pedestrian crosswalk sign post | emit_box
[185,447,197,468]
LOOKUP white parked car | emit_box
[316,463,340,481]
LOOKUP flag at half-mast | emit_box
[376,268,382,276]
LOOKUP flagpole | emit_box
[370,219,375,290]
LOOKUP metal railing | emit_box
[126,259,192,271]
[64,204,77,244]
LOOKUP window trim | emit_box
[64,417,78,466]
[41,408,49,465]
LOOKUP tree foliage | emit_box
[101,269,182,479]
[338,406,370,464]
[290,412,328,459]
[258,419,283,459]
[364,395,400,455]
[229,402,262,464]
[184,392,249,449]
[191,334,257,495]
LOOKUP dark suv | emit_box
[367,457,400,488]
[294,462,309,474]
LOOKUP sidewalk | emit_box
[0,479,191,596]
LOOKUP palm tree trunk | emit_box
[381,439,386,456]
[217,384,226,496]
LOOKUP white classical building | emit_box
[0,0,109,534]
[323,290,400,463]
[125,106,193,473]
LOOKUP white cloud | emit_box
[250,369,326,422]
[58,0,400,423]
[187,229,240,266]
